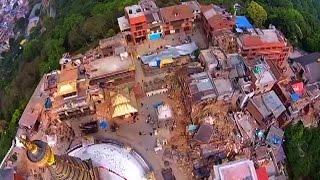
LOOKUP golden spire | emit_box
[17,136,55,166]
[18,136,38,154]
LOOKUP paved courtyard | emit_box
[68,93,188,180]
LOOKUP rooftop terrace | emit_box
[88,53,134,80]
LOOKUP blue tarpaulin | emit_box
[99,120,109,129]
[290,93,300,102]
[236,16,253,30]
[153,102,164,108]
[44,97,52,109]
[149,32,161,41]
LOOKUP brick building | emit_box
[201,4,236,53]
[124,5,149,44]
[160,4,194,35]
[237,28,290,69]
[244,58,277,95]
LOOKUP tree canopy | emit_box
[246,1,267,27]
[285,123,320,179]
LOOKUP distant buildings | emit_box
[201,4,234,38]
[0,0,29,54]
[40,34,137,121]
[245,58,277,95]
[290,52,320,84]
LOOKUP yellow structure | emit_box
[57,81,77,96]
[160,58,174,68]
[110,87,138,118]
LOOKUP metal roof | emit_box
[141,42,198,66]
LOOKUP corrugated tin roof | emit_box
[261,91,286,118]
[141,42,198,67]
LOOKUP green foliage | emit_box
[304,31,320,52]
[22,39,43,62]
[285,123,320,179]
[0,105,23,160]
[265,0,293,8]
[246,1,267,27]
[14,17,27,34]
[268,8,308,45]
[82,15,107,41]
[107,29,116,37]
[39,38,65,74]
[156,0,179,7]
[68,26,87,51]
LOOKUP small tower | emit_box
[18,137,100,180]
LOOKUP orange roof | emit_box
[160,4,193,23]
[207,15,234,29]
[128,15,147,25]
[240,29,288,49]
[241,35,286,48]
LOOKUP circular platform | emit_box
[68,142,151,180]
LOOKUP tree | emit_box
[68,26,87,51]
[246,1,267,27]
[0,120,7,133]
[14,17,27,34]
[82,15,106,42]
[40,38,64,74]
[304,31,320,52]
[22,39,42,62]
[285,123,320,179]
[268,8,308,45]
[266,0,293,8]
[107,29,116,37]
[156,0,179,7]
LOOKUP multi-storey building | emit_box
[237,27,290,70]
[87,47,135,86]
[160,4,194,35]
[201,4,236,53]
[244,58,277,95]
[201,4,235,38]
[119,5,148,44]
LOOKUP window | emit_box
[136,25,143,30]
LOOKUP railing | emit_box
[0,140,15,169]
